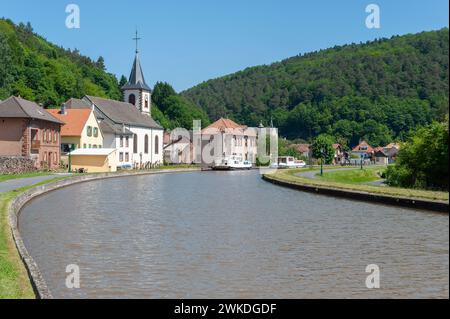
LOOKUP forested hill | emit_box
[0,18,209,129]
[0,18,122,107]
[182,28,449,146]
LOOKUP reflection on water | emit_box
[19,171,449,298]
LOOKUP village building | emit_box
[292,144,311,159]
[163,131,194,165]
[332,143,344,165]
[351,140,374,159]
[0,96,63,169]
[374,147,389,165]
[47,106,103,154]
[201,118,259,166]
[68,148,117,173]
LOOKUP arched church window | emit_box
[133,134,138,153]
[155,135,159,155]
[144,134,149,154]
[128,94,136,106]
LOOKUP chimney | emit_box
[91,102,95,111]
[61,103,66,115]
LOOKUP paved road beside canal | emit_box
[0,174,71,193]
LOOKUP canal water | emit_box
[19,171,449,298]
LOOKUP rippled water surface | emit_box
[19,171,449,298]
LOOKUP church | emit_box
[65,36,164,169]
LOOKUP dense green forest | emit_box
[182,29,449,147]
[0,18,208,129]
[0,18,121,106]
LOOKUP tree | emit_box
[0,32,13,98]
[311,134,335,164]
[96,56,106,70]
[386,117,449,190]
[119,75,128,87]
[152,82,176,111]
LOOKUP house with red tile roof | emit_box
[48,107,104,154]
[292,144,311,158]
[351,140,374,160]
[201,118,260,165]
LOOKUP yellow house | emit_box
[48,107,103,153]
[69,148,117,173]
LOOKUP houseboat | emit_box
[272,156,306,169]
[212,156,253,170]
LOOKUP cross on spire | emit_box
[133,29,141,54]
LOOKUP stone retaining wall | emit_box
[263,174,449,213]
[8,167,201,299]
[0,156,36,174]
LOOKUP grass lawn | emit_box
[265,168,449,202]
[0,176,70,299]
[318,167,384,184]
[0,172,53,183]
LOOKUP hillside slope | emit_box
[0,18,122,107]
[182,29,449,146]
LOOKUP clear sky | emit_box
[1,0,448,91]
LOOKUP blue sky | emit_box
[1,0,448,91]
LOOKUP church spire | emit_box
[121,30,152,92]
[122,30,152,116]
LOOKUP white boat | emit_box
[212,156,253,170]
[273,156,306,169]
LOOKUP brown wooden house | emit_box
[0,96,64,169]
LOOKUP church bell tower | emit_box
[121,30,152,116]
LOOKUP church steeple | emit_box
[122,30,152,116]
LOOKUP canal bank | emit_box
[263,169,449,213]
[4,167,201,299]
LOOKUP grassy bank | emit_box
[0,176,69,299]
[319,166,384,184]
[265,168,449,202]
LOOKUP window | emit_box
[120,136,124,147]
[87,126,92,137]
[88,144,92,148]
[93,127,98,137]
[93,145,97,149]
[144,135,149,154]
[128,94,136,105]
[125,152,129,162]
[126,136,129,147]
[155,135,159,155]
[83,144,87,148]
[144,96,149,109]
[133,134,138,153]
[119,152,123,162]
